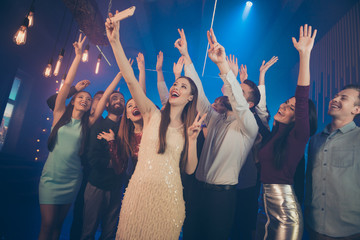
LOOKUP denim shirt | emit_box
[305,121,360,237]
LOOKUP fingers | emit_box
[312,29,317,39]
[291,37,297,46]
[109,129,114,134]
[304,24,308,37]
[207,30,214,47]
[299,25,303,38]
[128,58,134,66]
[210,28,217,43]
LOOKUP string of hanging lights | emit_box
[13,0,36,45]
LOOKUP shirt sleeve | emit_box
[184,63,211,115]
[294,85,310,142]
[220,70,258,139]
[46,86,77,111]
[255,85,270,130]
[157,80,169,107]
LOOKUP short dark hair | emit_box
[243,79,260,110]
[342,84,360,106]
[215,96,232,111]
[94,91,104,97]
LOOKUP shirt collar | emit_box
[323,121,356,135]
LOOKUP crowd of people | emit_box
[37,11,360,240]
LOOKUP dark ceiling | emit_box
[2,0,359,102]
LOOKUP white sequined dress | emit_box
[116,110,185,240]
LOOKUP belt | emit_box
[198,181,236,191]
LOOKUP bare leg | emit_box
[53,204,72,240]
[39,204,57,240]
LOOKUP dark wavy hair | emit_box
[158,76,198,172]
[47,91,92,157]
[266,98,317,169]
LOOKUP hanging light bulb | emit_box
[95,54,101,74]
[59,73,67,91]
[82,44,90,62]
[53,49,65,77]
[13,18,29,45]
[27,7,35,27]
[43,58,53,77]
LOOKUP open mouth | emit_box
[330,103,340,110]
[132,109,140,116]
[80,102,87,107]
[170,91,179,98]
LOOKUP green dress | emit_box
[39,118,83,204]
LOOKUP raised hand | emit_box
[75,80,91,91]
[239,64,248,83]
[128,58,134,66]
[156,51,163,71]
[227,54,238,78]
[188,113,207,141]
[260,56,278,75]
[97,129,115,142]
[73,33,86,56]
[105,11,120,44]
[136,52,145,72]
[207,28,226,65]
[173,56,185,79]
[292,24,317,54]
[174,28,189,57]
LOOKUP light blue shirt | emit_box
[305,121,360,237]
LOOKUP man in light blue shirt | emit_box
[305,84,360,239]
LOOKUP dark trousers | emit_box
[230,183,260,240]
[70,176,87,240]
[81,183,122,240]
[183,179,237,240]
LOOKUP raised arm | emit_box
[256,56,278,128]
[156,51,169,106]
[292,24,317,139]
[89,72,123,126]
[106,12,156,122]
[227,54,238,79]
[136,52,146,93]
[186,113,207,174]
[174,28,211,115]
[292,24,317,87]
[239,64,248,83]
[207,28,258,138]
[53,33,86,126]
[173,55,184,80]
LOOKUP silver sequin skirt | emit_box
[255,184,303,240]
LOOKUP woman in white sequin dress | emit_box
[105,11,205,240]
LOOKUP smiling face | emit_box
[168,77,194,106]
[126,98,142,123]
[328,88,360,121]
[107,92,125,116]
[72,91,92,112]
[274,97,296,124]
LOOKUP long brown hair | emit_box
[114,98,142,173]
[47,91,91,157]
[157,76,198,172]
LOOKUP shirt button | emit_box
[323,163,327,166]
[321,208,324,211]
[324,149,328,152]
[322,193,325,196]
[323,178,326,181]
